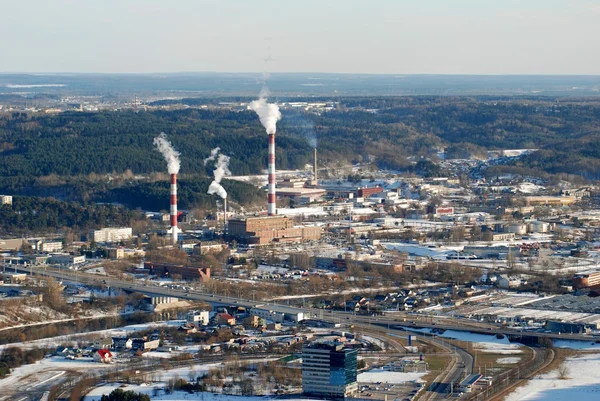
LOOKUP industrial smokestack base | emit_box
[170,173,178,245]
[267,133,277,216]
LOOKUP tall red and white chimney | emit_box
[170,173,178,244]
[267,132,276,216]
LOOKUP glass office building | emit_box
[302,342,358,398]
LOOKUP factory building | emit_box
[227,216,321,245]
[143,261,211,282]
[572,271,600,289]
[357,186,383,198]
[302,342,358,399]
[49,254,86,265]
[89,227,132,243]
[524,196,577,206]
[250,304,308,323]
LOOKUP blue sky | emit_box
[1,0,598,74]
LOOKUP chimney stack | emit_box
[223,197,228,234]
[170,173,178,245]
[268,133,276,216]
[313,148,318,185]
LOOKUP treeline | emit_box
[0,110,312,178]
[2,96,600,181]
[104,177,265,211]
[0,196,140,235]
[0,347,48,379]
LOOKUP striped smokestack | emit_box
[170,173,178,244]
[313,147,318,185]
[268,133,276,216]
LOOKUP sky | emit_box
[1,0,599,75]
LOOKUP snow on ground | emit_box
[496,357,521,364]
[84,385,317,401]
[517,183,545,194]
[0,320,185,352]
[401,328,523,354]
[552,340,600,350]
[505,353,600,401]
[0,356,110,393]
[437,330,523,354]
[357,367,427,384]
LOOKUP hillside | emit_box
[1,96,599,189]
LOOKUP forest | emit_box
[1,96,599,199]
[0,197,140,235]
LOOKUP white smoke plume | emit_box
[203,147,220,166]
[153,133,180,174]
[249,87,282,134]
[207,150,231,199]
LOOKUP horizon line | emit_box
[1,71,600,77]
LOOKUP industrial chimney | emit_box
[267,133,276,216]
[223,197,228,234]
[170,173,178,245]
[313,148,318,185]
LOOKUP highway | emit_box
[12,264,597,343]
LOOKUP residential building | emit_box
[491,233,515,241]
[497,275,524,289]
[302,342,358,399]
[89,227,132,243]
[192,241,226,256]
[0,195,12,205]
[215,313,236,326]
[186,310,210,325]
[40,241,63,253]
[112,337,133,350]
[131,338,160,351]
[107,247,125,259]
[93,349,113,363]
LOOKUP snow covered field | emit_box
[0,356,113,398]
[357,368,428,384]
[84,385,316,401]
[505,353,600,401]
[496,357,521,365]
[401,327,523,354]
[0,319,184,352]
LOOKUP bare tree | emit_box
[557,365,570,380]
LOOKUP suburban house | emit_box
[93,349,113,363]
[215,313,236,326]
[112,337,133,350]
[131,338,160,351]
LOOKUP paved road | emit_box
[12,264,596,344]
